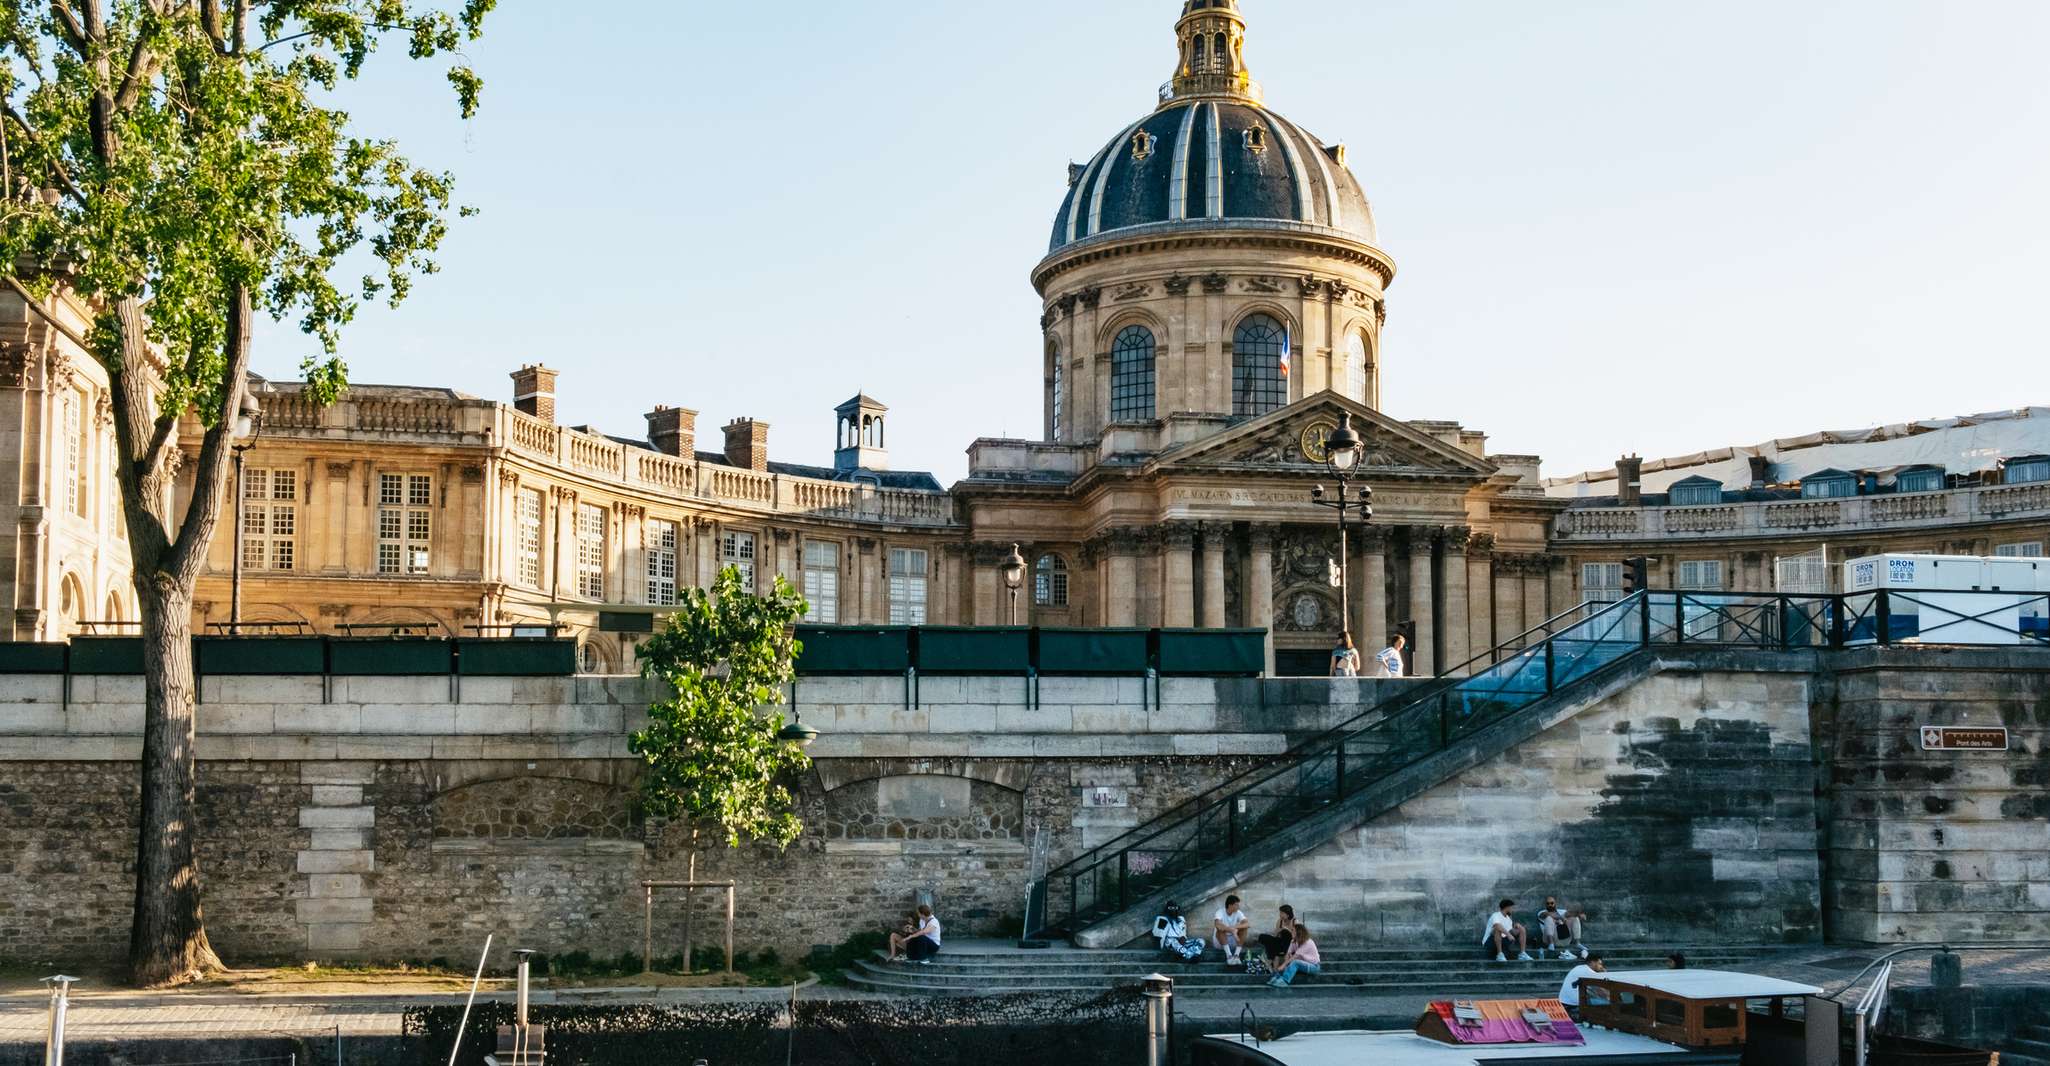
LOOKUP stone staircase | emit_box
[845,943,1788,998]
[2005,1019,2050,1066]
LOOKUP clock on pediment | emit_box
[1298,418,1339,464]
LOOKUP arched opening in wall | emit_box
[1108,325,1156,422]
[577,641,610,675]
[356,606,449,636]
[238,603,311,634]
[104,590,125,627]
[58,572,84,638]
[1346,331,1372,406]
[1232,313,1289,417]
[1046,337,1064,441]
[1034,554,1070,608]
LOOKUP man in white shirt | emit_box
[1375,634,1406,678]
[1558,952,1607,1021]
[1212,895,1252,965]
[1482,898,1533,962]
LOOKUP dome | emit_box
[1048,99,1377,254]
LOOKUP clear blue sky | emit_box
[255,0,2050,485]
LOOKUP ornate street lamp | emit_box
[228,387,264,630]
[777,712,819,748]
[1309,412,1372,644]
[1001,543,1027,625]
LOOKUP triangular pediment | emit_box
[1149,392,1498,478]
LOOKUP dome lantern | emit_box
[1166,0,1260,106]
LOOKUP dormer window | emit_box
[1895,467,1944,493]
[1245,127,1267,153]
[1132,130,1154,161]
[1801,471,1858,499]
[1668,478,1722,507]
[2005,456,2050,485]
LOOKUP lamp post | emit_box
[1309,412,1371,637]
[228,387,264,630]
[1001,543,1027,625]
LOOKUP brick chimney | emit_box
[1748,455,1773,488]
[722,418,769,473]
[511,364,558,422]
[645,405,698,458]
[1616,455,1643,506]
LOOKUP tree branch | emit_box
[1,104,86,202]
[0,274,91,352]
[48,2,91,55]
[162,282,252,587]
[113,28,161,113]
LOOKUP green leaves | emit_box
[629,567,815,852]
[0,0,491,422]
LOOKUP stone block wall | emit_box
[1822,648,2050,942]
[1203,665,1826,948]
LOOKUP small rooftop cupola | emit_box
[834,394,889,475]
[1167,0,1260,105]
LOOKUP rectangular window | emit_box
[576,503,607,600]
[802,540,840,623]
[1049,358,1063,440]
[63,392,84,517]
[1676,560,1724,590]
[516,489,544,588]
[2004,457,2050,484]
[1669,481,1722,507]
[240,468,298,571]
[1581,562,1623,604]
[646,519,679,605]
[1995,542,2044,558]
[1895,468,1943,493]
[721,529,756,590]
[1802,477,1856,499]
[377,472,433,574]
[1677,560,1724,638]
[888,548,928,625]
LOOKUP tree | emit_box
[630,566,813,961]
[0,0,490,985]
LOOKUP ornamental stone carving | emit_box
[0,340,33,388]
[1164,274,1194,296]
[1243,276,1285,294]
[1296,276,1323,297]
[1327,280,1351,303]
[1201,272,1229,295]
[331,462,358,480]
[1199,520,1233,543]
[45,352,78,392]
[1077,285,1102,309]
[1442,526,1472,556]
[1055,294,1077,315]
[1111,282,1151,302]
[93,391,112,428]
[1161,522,1198,550]
[1468,531,1496,555]
[1247,522,1280,553]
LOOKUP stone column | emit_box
[857,537,882,624]
[1468,533,1496,657]
[324,462,354,573]
[1495,557,1524,644]
[1523,563,1547,632]
[1356,526,1387,654]
[1248,523,1278,675]
[550,487,577,599]
[772,528,796,597]
[1106,529,1140,627]
[694,517,716,588]
[938,542,966,625]
[1407,526,1437,675]
[619,504,644,603]
[1199,522,1230,629]
[971,542,1004,626]
[1162,522,1197,628]
[1441,528,1471,675]
[1547,556,1573,621]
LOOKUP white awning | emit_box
[1593,968,1822,998]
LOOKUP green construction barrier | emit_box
[196,636,327,676]
[67,636,148,675]
[455,637,577,676]
[0,643,67,673]
[794,626,912,675]
[328,638,453,676]
[1036,628,1151,675]
[915,626,1031,675]
[1156,628,1266,677]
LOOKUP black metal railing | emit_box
[1029,586,2050,940]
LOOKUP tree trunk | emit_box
[126,576,221,985]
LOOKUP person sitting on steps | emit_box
[1484,898,1534,962]
[1266,923,1321,988]
[887,904,942,964]
[1152,902,1206,963]
[1212,895,1252,967]
[1536,896,1590,959]
[1256,904,1299,971]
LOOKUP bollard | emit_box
[43,975,77,1066]
[1142,973,1173,1066]
[1929,950,1962,989]
[514,949,535,1028]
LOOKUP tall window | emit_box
[1048,342,1064,440]
[1232,314,1288,416]
[575,503,607,599]
[1109,325,1156,422]
[1582,562,1623,605]
[721,529,756,590]
[646,519,678,605]
[377,473,432,574]
[1345,333,1368,403]
[62,392,84,517]
[802,540,840,623]
[241,468,298,571]
[516,489,544,588]
[1676,560,1724,639]
[888,548,928,625]
[1034,554,1069,607]
[1995,542,2044,558]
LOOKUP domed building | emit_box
[957,0,1570,676]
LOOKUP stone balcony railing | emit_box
[1553,484,2050,542]
[494,408,957,528]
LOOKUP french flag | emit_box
[1279,327,1292,377]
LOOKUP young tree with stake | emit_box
[0,0,490,985]
[630,566,814,968]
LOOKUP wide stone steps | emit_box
[844,945,1783,997]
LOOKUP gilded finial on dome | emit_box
[1166,0,1261,106]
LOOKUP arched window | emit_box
[1346,333,1369,403]
[1034,554,1069,607]
[104,591,123,625]
[577,641,608,675]
[1109,325,1157,422]
[1048,341,1064,440]
[1232,314,1288,417]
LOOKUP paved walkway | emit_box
[3,945,2045,1044]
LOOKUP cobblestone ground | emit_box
[1,947,2045,1041]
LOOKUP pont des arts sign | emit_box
[1920,727,2009,751]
